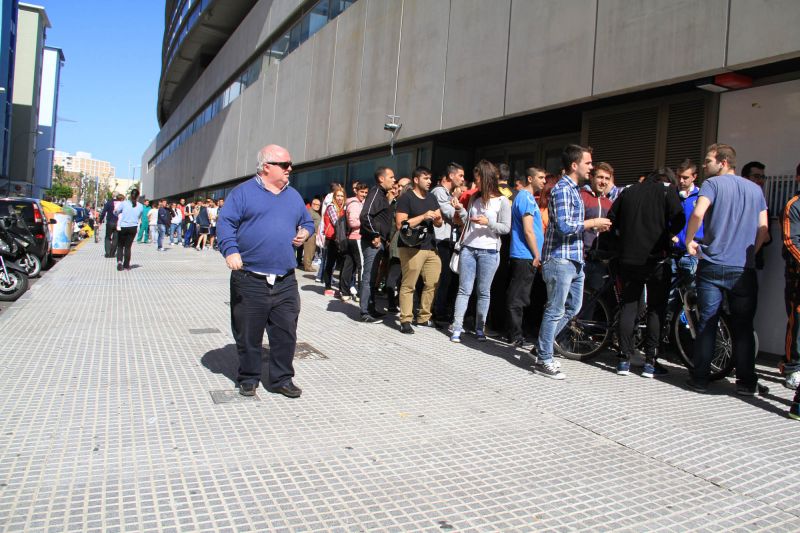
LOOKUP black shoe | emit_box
[360,314,381,323]
[266,382,302,398]
[386,304,399,313]
[400,322,415,334]
[414,320,435,328]
[685,378,708,393]
[239,382,257,396]
[369,309,386,318]
[116,262,123,271]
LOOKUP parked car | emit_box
[0,197,54,267]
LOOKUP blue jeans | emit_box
[169,223,181,243]
[692,260,758,387]
[537,258,585,362]
[452,246,500,332]
[157,224,167,249]
[359,240,385,316]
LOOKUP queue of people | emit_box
[297,142,800,419]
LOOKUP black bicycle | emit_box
[554,256,746,381]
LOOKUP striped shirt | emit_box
[542,175,585,263]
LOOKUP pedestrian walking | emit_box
[113,189,144,271]
[533,145,611,379]
[607,168,684,377]
[395,166,443,333]
[505,167,546,347]
[157,199,170,251]
[302,198,322,272]
[217,143,314,398]
[684,143,769,395]
[431,162,467,326]
[359,167,396,322]
[780,163,800,392]
[99,194,124,258]
[136,199,151,243]
[450,160,511,343]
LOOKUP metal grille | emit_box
[587,106,658,185]
[764,175,798,216]
[664,99,705,171]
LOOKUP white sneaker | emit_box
[536,361,565,380]
[784,371,800,390]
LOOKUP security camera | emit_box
[384,122,400,132]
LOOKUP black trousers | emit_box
[433,241,457,321]
[104,225,118,257]
[506,258,537,341]
[116,227,137,267]
[230,270,299,389]
[618,260,670,359]
[323,239,342,290]
[339,239,362,295]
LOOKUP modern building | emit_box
[0,0,19,186]
[53,150,115,181]
[7,1,47,196]
[31,45,63,198]
[142,0,800,352]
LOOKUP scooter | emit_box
[0,212,30,301]
[4,215,41,277]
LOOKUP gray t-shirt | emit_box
[699,174,766,268]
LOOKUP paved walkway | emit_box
[1,239,799,532]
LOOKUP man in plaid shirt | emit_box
[533,144,611,379]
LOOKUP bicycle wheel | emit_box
[554,291,612,361]
[674,310,734,381]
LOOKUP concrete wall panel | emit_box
[235,75,266,177]
[505,0,595,115]
[267,0,303,36]
[327,0,367,155]
[305,22,337,162]
[395,0,449,140]
[355,0,402,149]
[279,42,314,164]
[442,0,511,129]
[593,0,728,95]
[727,0,800,68]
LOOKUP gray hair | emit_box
[256,146,281,173]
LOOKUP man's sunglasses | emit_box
[266,161,293,170]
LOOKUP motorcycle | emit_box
[4,214,41,278]
[0,210,31,301]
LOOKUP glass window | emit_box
[347,152,414,189]
[270,33,289,63]
[292,165,346,202]
[309,0,329,36]
[329,0,355,20]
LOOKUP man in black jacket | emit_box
[156,199,171,251]
[608,168,684,378]
[358,166,395,322]
[99,194,124,258]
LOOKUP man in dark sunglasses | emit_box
[217,144,315,399]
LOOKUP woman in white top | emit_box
[113,189,144,271]
[451,160,511,343]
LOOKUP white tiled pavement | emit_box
[0,239,799,532]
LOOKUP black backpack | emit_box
[334,207,350,249]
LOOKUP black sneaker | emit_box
[369,308,387,318]
[685,379,708,393]
[360,314,381,323]
[116,262,123,271]
[239,382,257,396]
[400,322,415,334]
[736,382,757,396]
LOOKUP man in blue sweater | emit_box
[217,144,314,398]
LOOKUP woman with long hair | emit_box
[536,174,559,232]
[322,187,346,296]
[113,188,144,271]
[450,160,511,342]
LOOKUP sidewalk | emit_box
[1,239,799,532]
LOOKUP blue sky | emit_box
[38,0,163,180]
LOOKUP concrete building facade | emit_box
[31,45,63,198]
[7,1,47,196]
[0,0,19,185]
[142,0,800,353]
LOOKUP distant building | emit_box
[32,45,63,198]
[8,1,48,196]
[0,0,19,185]
[53,151,115,180]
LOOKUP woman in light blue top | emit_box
[113,189,144,271]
